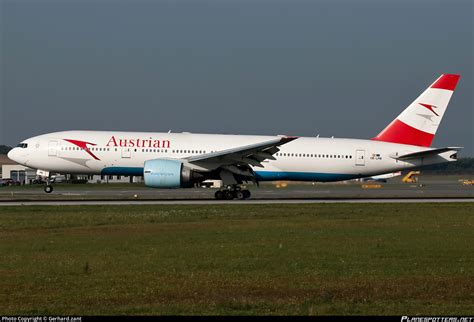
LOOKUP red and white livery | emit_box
[373,74,460,147]
[8,74,462,199]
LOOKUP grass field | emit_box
[0,203,473,315]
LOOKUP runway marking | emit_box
[0,198,473,206]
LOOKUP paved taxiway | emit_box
[0,198,473,206]
[0,175,472,204]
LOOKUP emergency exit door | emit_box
[121,147,131,158]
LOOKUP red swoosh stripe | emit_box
[64,139,100,160]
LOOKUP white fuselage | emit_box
[7,130,453,182]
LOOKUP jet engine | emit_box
[144,159,200,188]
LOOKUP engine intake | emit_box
[144,159,197,188]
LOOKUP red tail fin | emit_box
[372,74,460,147]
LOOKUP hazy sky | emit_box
[1,0,473,155]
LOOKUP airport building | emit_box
[85,174,143,184]
[0,154,36,183]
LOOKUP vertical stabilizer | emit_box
[372,74,460,147]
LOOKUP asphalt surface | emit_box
[0,175,472,205]
[1,198,474,206]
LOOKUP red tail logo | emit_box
[418,103,439,116]
[64,139,100,160]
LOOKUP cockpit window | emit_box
[16,143,28,148]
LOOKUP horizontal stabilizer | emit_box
[393,147,462,160]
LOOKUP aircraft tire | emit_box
[215,190,224,200]
[224,191,235,200]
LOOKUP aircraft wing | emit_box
[394,147,463,160]
[186,136,297,181]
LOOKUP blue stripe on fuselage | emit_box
[100,167,358,182]
[101,167,144,176]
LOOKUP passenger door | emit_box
[355,149,365,166]
[48,140,58,156]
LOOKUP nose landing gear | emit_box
[44,175,53,193]
[214,185,251,200]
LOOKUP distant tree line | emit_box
[0,145,12,155]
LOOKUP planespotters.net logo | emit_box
[402,317,474,322]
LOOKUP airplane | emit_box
[8,74,461,199]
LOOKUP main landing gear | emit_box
[214,185,251,200]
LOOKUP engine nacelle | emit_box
[144,159,196,188]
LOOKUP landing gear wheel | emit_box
[235,191,244,200]
[215,190,224,200]
[44,185,53,193]
[242,190,251,199]
[224,191,235,200]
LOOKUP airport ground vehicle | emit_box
[8,74,462,199]
[0,178,21,186]
[403,171,421,183]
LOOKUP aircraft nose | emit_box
[7,148,17,162]
[7,148,23,164]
